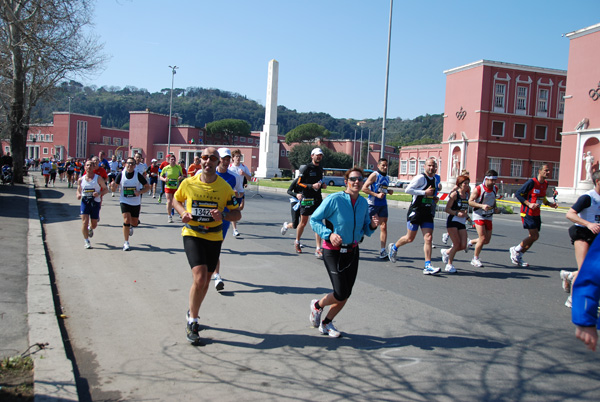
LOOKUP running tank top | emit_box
[577,189,600,226]
[472,184,496,221]
[81,175,101,203]
[367,172,390,206]
[120,171,143,206]
[449,190,469,225]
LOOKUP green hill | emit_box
[31,81,442,147]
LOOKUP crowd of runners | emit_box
[40,146,599,347]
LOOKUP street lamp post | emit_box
[381,0,393,159]
[67,96,72,158]
[167,65,179,156]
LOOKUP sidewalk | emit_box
[0,177,78,401]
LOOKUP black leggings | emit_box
[323,247,360,301]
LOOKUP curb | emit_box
[27,176,78,401]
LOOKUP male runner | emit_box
[76,159,108,249]
[157,155,171,203]
[187,154,202,177]
[295,148,327,258]
[147,159,160,198]
[108,155,122,197]
[510,163,558,267]
[468,170,500,267]
[160,154,184,223]
[173,147,240,344]
[134,152,148,179]
[229,149,252,237]
[362,158,394,259]
[212,148,243,291]
[111,157,150,251]
[562,170,600,307]
[41,158,51,187]
[388,157,441,275]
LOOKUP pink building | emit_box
[556,23,600,201]
[398,144,443,182]
[22,113,128,161]
[441,60,566,192]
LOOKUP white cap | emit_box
[151,158,157,162]
[311,148,324,156]
[217,148,231,158]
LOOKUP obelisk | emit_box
[255,59,280,178]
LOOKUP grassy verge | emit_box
[249,180,414,202]
[0,355,34,402]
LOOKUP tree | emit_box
[287,143,352,171]
[0,0,105,183]
[285,123,330,145]
[205,118,251,145]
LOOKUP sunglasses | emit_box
[348,176,363,182]
[126,162,135,165]
[200,155,219,162]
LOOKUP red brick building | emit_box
[440,60,566,192]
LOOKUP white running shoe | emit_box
[378,248,387,259]
[442,233,449,244]
[129,226,134,237]
[423,265,441,275]
[444,263,456,273]
[470,257,483,267]
[319,321,341,338]
[309,299,322,328]
[168,215,173,223]
[88,226,94,238]
[111,193,115,197]
[387,243,397,263]
[560,270,573,293]
[233,229,240,237]
[441,248,449,264]
[281,222,289,236]
[565,295,572,308]
[465,239,472,253]
[84,239,91,249]
[214,274,224,291]
[123,241,130,251]
[509,247,520,265]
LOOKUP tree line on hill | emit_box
[29,81,443,147]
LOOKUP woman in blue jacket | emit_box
[309,167,379,338]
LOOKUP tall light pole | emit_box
[381,0,393,159]
[167,65,179,156]
[353,129,357,166]
[67,96,72,158]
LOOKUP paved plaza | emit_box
[2,177,600,401]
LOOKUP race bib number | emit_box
[421,196,434,205]
[301,198,314,207]
[83,188,94,198]
[191,200,218,222]
[123,186,136,197]
[457,199,468,211]
[380,186,388,195]
[168,179,178,187]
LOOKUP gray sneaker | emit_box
[281,222,289,236]
[387,243,397,263]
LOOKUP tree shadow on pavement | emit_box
[194,326,508,352]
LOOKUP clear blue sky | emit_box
[87,0,600,120]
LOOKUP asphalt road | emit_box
[36,181,600,402]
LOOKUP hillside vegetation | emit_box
[31,81,443,146]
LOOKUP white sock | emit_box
[515,245,523,253]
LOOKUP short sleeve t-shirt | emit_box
[175,175,239,241]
